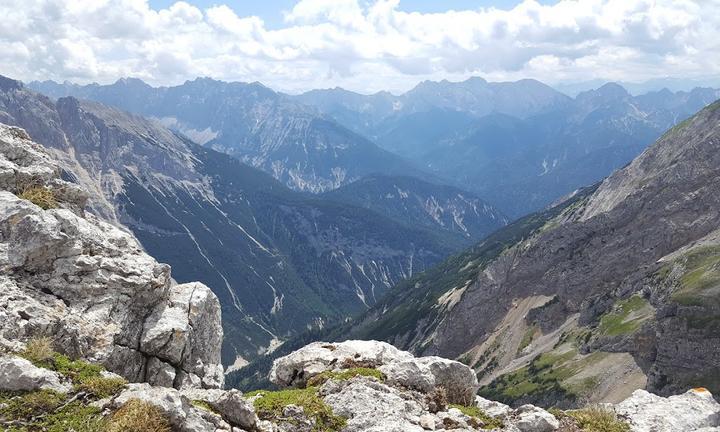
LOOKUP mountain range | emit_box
[32,77,720,218]
[336,99,720,407]
[18,73,720,408]
[0,76,507,369]
[29,78,429,194]
[295,79,720,217]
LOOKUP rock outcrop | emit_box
[260,340,720,432]
[269,340,413,387]
[616,388,720,432]
[0,123,223,389]
[0,355,72,394]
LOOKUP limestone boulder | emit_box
[269,340,412,387]
[0,355,71,393]
[616,388,720,432]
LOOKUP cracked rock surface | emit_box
[0,123,223,389]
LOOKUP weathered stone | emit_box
[616,388,720,432]
[0,355,71,393]
[476,395,512,418]
[180,388,258,430]
[269,340,413,387]
[113,383,217,432]
[146,356,177,388]
[515,405,560,432]
[0,124,224,389]
[419,413,438,430]
[321,377,428,432]
[379,356,479,404]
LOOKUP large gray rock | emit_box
[379,355,479,405]
[321,377,429,432]
[0,355,72,393]
[182,388,258,430]
[269,340,413,387]
[616,388,720,432]
[0,123,223,389]
[475,395,512,418]
[514,405,560,432]
[142,282,225,389]
[112,384,222,432]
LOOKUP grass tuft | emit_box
[306,367,384,387]
[76,376,128,398]
[448,404,504,430]
[18,185,58,210]
[107,399,171,432]
[21,337,56,366]
[252,387,347,431]
[567,406,630,432]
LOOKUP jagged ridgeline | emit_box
[334,99,720,408]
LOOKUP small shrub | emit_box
[306,367,385,387]
[21,336,55,367]
[107,399,171,432]
[252,387,346,431]
[568,406,630,432]
[427,387,448,413]
[76,376,128,398]
[448,403,504,430]
[19,185,58,209]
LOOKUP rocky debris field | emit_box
[2,339,719,431]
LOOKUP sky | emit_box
[0,0,718,94]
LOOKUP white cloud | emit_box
[0,0,717,93]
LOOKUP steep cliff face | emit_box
[322,174,508,243]
[344,100,720,407]
[0,123,223,389]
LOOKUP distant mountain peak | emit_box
[0,75,23,92]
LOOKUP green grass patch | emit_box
[448,404,504,430]
[21,349,104,387]
[20,337,125,399]
[478,350,580,405]
[252,387,347,431]
[191,400,217,413]
[0,391,106,432]
[669,246,720,306]
[40,402,106,432]
[517,325,539,355]
[76,376,128,398]
[306,367,384,387]
[567,407,630,432]
[598,295,651,336]
[0,389,66,419]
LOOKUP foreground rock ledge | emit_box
[0,123,224,389]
